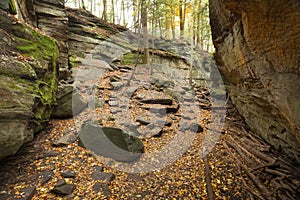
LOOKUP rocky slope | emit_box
[0,10,58,159]
[209,0,300,164]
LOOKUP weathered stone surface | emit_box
[92,183,110,196]
[136,117,151,125]
[189,123,203,133]
[51,180,75,195]
[78,123,144,162]
[91,171,115,183]
[61,170,76,178]
[40,170,54,185]
[19,186,36,200]
[52,130,77,147]
[52,84,87,118]
[210,0,300,163]
[16,0,69,79]
[66,8,128,68]
[0,12,58,159]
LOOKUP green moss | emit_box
[120,52,143,65]
[11,22,59,132]
[16,30,58,67]
[69,53,82,68]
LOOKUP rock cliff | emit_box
[209,0,300,163]
[16,0,69,80]
[0,11,58,159]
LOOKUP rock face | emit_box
[52,84,87,118]
[16,0,69,80]
[0,12,58,159]
[66,7,128,68]
[209,0,300,163]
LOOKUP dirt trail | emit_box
[0,64,299,199]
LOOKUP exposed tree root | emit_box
[204,156,215,200]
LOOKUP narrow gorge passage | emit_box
[1,61,299,199]
[0,0,299,199]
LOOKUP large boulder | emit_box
[52,84,87,118]
[209,0,300,163]
[78,123,144,162]
[0,12,58,159]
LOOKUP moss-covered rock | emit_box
[52,84,87,119]
[0,12,58,159]
[0,0,17,15]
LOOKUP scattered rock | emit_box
[40,170,54,185]
[189,123,204,133]
[111,109,122,114]
[149,127,163,138]
[51,179,75,195]
[108,101,119,107]
[52,130,77,147]
[110,75,121,82]
[19,186,36,200]
[155,120,172,127]
[92,183,110,196]
[179,122,189,132]
[145,123,155,130]
[91,171,115,183]
[78,123,144,162]
[121,123,141,135]
[110,82,123,89]
[125,86,138,97]
[94,166,104,172]
[61,170,76,178]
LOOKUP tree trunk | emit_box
[81,0,86,10]
[141,0,149,64]
[122,0,126,26]
[111,0,115,24]
[102,0,107,21]
[179,0,185,38]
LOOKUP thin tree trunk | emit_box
[111,0,115,24]
[170,4,176,40]
[90,0,93,12]
[102,0,107,21]
[122,0,126,26]
[179,0,184,38]
[141,0,149,64]
[81,0,86,10]
[133,0,137,31]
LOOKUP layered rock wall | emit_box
[0,11,58,159]
[17,0,69,80]
[209,0,300,163]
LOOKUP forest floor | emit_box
[0,63,299,200]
